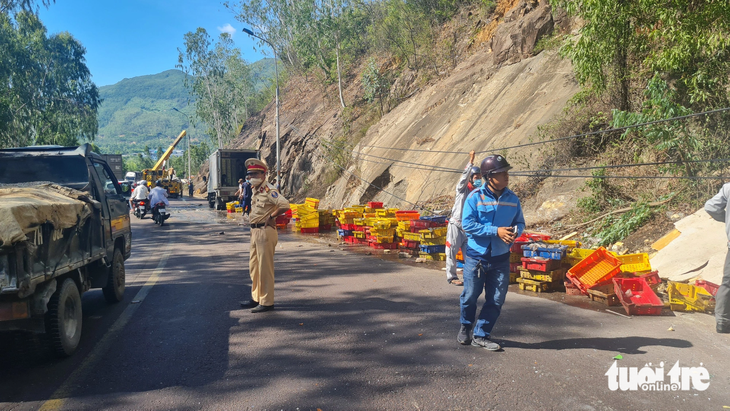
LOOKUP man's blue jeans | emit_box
[460,254,510,338]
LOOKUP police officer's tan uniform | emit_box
[246,159,289,308]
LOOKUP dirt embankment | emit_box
[230,0,582,223]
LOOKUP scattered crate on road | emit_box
[517,277,559,293]
[667,282,715,312]
[521,257,561,272]
[567,247,622,294]
[519,267,566,283]
[613,277,664,315]
[587,283,620,306]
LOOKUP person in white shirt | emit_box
[149,180,169,209]
[130,180,149,209]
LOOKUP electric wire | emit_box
[360,106,730,155]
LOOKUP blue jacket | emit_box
[462,186,525,257]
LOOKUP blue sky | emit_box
[39,0,267,87]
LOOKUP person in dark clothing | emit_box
[188,180,194,197]
[242,176,253,215]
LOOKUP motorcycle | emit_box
[132,199,148,219]
[152,202,170,226]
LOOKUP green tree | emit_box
[558,0,730,111]
[0,11,100,148]
[177,29,253,149]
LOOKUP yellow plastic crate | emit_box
[363,217,377,226]
[354,231,366,239]
[305,198,320,209]
[397,221,411,230]
[418,252,446,261]
[403,232,422,241]
[510,253,522,263]
[543,239,581,249]
[419,227,448,239]
[354,218,366,226]
[372,235,394,243]
[371,228,395,237]
[373,220,393,229]
[617,253,652,274]
[420,237,446,246]
[376,209,395,217]
[363,212,377,218]
[300,221,319,229]
[667,282,715,312]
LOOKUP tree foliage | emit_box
[177,29,254,149]
[558,0,730,111]
[0,10,100,148]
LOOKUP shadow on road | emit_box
[500,336,693,354]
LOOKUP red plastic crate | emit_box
[613,277,664,315]
[639,271,661,288]
[320,224,332,231]
[509,262,522,273]
[355,237,368,244]
[369,242,398,249]
[300,227,320,234]
[694,279,719,297]
[566,247,622,293]
[520,257,560,272]
[353,225,367,232]
[367,201,383,209]
[510,240,531,253]
[340,224,358,230]
[400,239,420,248]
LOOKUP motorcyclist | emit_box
[130,180,150,210]
[149,179,169,220]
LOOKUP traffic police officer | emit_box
[239,159,290,313]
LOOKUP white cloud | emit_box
[218,23,236,36]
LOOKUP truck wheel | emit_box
[46,278,82,357]
[208,200,214,209]
[103,248,125,303]
[215,197,224,210]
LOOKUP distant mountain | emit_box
[95,58,277,155]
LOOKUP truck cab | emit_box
[0,144,131,356]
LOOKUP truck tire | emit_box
[102,248,125,303]
[46,278,82,357]
[215,196,224,210]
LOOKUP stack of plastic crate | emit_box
[368,218,396,249]
[395,210,420,238]
[319,209,335,231]
[226,201,240,213]
[517,241,569,293]
[275,209,292,229]
[418,226,448,261]
[295,198,320,234]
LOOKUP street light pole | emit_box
[242,28,280,189]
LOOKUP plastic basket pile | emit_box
[295,198,320,233]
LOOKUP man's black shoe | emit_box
[457,325,472,345]
[717,323,730,334]
[239,300,259,308]
[251,304,275,313]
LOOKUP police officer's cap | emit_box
[245,159,268,174]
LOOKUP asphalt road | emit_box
[1,197,729,410]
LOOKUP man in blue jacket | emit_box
[458,154,525,350]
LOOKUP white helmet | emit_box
[138,180,147,186]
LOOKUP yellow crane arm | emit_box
[152,130,187,171]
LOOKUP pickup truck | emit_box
[0,144,132,357]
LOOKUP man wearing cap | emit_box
[239,159,290,313]
[457,154,525,351]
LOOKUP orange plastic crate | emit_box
[566,247,622,293]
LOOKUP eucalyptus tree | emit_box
[177,29,253,148]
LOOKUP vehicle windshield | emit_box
[0,156,89,187]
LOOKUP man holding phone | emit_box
[457,154,525,351]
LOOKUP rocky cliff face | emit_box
[230,0,581,223]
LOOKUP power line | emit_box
[510,172,728,181]
[360,106,730,155]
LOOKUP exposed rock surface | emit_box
[231,1,581,222]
